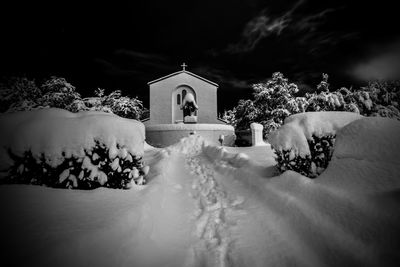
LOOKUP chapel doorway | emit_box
[172,85,196,123]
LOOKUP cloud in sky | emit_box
[225,10,289,54]
[225,0,342,54]
[351,40,400,81]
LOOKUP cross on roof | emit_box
[181,62,188,71]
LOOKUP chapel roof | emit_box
[147,70,219,87]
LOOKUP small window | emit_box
[177,94,181,105]
[182,89,187,100]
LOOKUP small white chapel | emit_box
[144,63,225,125]
[143,64,236,147]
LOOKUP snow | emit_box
[0,108,145,171]
[146,123,234,131]
[182,93,199,109]
[1,113,400,267]
[320,116,400,194]
[334,117,400,164]
[268,111,363,156]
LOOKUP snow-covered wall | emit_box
[146,123,235,147]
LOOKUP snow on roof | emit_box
[0,108,145,170]
[268,112,363,156]
[147,70,219,87]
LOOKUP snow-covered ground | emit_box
[1,113,400,267]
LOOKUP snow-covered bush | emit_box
[0,77,42,112]
[40,76,81,111]
[82,88,146,120]
[275,134,335,177]
[227,73,400,145]
[269,112,362,178]
[306,91,346,112]
[0,76,82,113]
[6,140,147,189]
[0,76,147,120]
[360,80,400,119]
[220,109,236,126]
[0,109,149,189]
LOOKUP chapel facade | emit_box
[144,64,225,125]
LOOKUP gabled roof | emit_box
[147,70,219,87]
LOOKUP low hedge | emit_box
[274,134,336,178]
[3,140,148,189]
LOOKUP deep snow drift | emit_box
[1,113,400,267]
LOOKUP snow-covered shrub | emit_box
[306,91,346,112]
[0,77,42,112]
[373,104,400,119]
[82,88,145,120]
[40,76,81,111]
[275,134,335,178]
[227,73,400,145]
[5,140,147,189]
[361,80,400,119]
[337,80,400,119]
[0,76,147,120]
[0,76,82,113]
[220,109,236,126]
[269,112,362,178]
[316,73,330,92]
[0,109,148,189]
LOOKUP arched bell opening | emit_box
[172,85,196,123]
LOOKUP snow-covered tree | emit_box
[220,109,236,125]
[40,76,82,111]
[227,72,302,137]
[83,89,145,120]
[230,99,259,130]
[1,76,82,113]
[0,76,147,120]
[361,80,400,119]
[0,77,42,112]
[227,73,400,143]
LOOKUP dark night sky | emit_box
[1,0,400,111]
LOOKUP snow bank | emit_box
[334,117,400,164]
[269,112,362,156]
[320,117,400,193]
[0,108,145,170]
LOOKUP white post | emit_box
[250,123,266,146]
